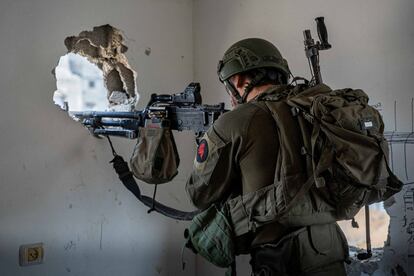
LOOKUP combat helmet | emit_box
[217,38,290,103]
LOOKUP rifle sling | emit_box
[111,155,199,221]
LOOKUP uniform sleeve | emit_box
[185,125,238,210]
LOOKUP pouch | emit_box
[184,204,235,268]
[130,127,180,184]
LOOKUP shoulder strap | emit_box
[251,173,315,224]
[227,97,313,236]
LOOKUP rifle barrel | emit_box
[70,111,143,119]
[83,119,142,130]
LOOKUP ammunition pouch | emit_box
[130,127,180,184]
[184,204,235,275]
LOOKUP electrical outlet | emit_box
[19,243,44,266]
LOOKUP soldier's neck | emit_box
[245,84,276,102]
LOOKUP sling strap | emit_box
[107,135,199,221]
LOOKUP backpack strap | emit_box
[226,166,316,237]
[251,173,315,224]
[226,98,314,236]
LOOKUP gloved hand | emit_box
[110,155,130,176]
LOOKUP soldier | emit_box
[186,38,349,275]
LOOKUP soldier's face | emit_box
[223,77,241,108]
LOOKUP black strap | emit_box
[376,137,404,195]
[107,136,199,221]
[357,205,372,260]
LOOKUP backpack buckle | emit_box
[248,211,257,233]
[291,107,300,116]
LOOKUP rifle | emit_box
[70,82,227,221]
[304,18,377,261]
[70,82,227,140]
[303,17,332,86]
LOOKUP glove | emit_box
[110,155,131,177]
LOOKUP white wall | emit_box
[193,0,414,275]
[0,0,196,275]
[1,1,413,275]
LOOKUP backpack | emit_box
[226,84,403,236]
[287,84,402,218]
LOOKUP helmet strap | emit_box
[224,80,243,104]
[241,86,252,103]
[241,69,266,103]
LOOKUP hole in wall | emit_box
[338,203,389,251]
[53,53,108,112]
[339,203,390,274]
[52,24,139,116]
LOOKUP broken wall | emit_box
[63,25,137,101]
[0,0,195,275]
[192,0,414,275]
[2,1,413,275]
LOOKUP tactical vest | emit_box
[225,84,403,237]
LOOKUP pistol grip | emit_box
[315,17,331,50]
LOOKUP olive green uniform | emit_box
[186,86,348,275]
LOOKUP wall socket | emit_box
[19,243,44,266]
